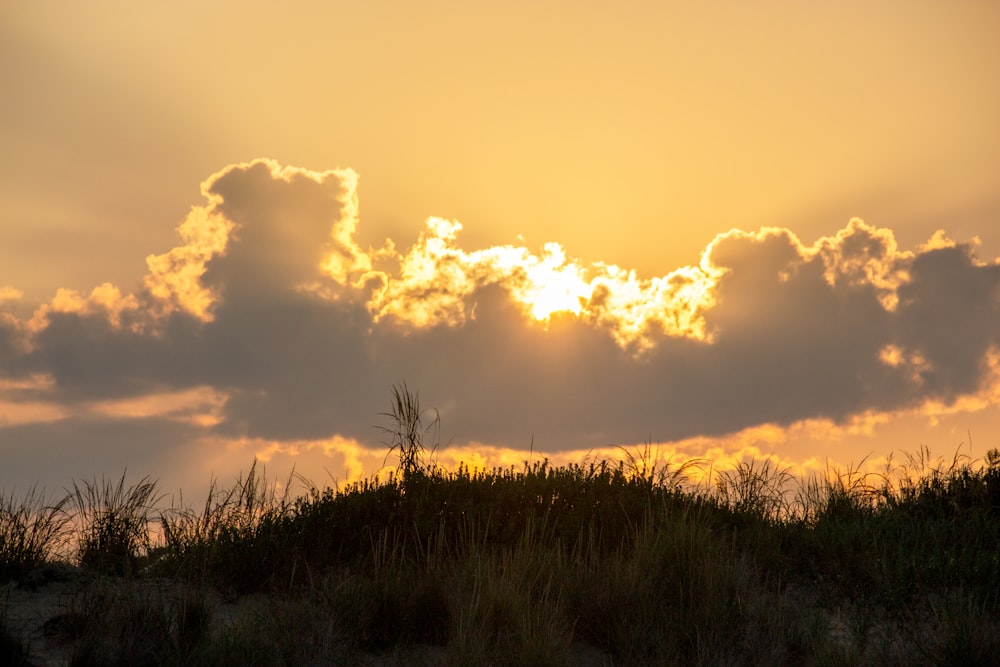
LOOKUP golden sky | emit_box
[2,2,1000,495]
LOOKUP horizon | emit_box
[3,2,1000,498]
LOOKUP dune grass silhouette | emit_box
[2,386,1000,665]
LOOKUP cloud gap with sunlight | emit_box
[2,158,1000,495]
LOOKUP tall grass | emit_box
[158,460,296,596]
[0,486,70,580]
[716,456,794,521]
[2,387,999,663]
[66,471,160,577]
[379,382,440,480]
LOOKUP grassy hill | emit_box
[3,389,999,665]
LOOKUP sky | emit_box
[2,1,1000,499]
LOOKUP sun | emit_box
[523,270,590,320]
[517,243,592,321]
[365,218,718,348]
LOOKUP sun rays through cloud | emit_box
[2,158,1000,496]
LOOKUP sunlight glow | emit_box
[88,386,228,427]
[358,217,924,351]
[122,163,959,357]
[0,375,66,427]
[814,219,912,311]
[0,286,23,303]
[27,283,141,334]
[23,159,977,368]
[366,216,720,350]
[144,207,232,321]
[515,243,590,321]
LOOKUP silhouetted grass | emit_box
[3,390,1000,663]
[0,485,70,581]
[67,471,160,577]
[157,461,296,596]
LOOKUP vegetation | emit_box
[0,485,70,581]
[2,386,1000,664]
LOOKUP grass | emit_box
[67,471,161,577]
[2,386,1000,664]
[0,485,70,581]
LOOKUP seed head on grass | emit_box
[617,439,704,490]
[794,458,883,524]
[715,456,793,521]
[378,382,440,481]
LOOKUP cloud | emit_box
[0,415,209,496]
[3,158,1000,493]
[0,287,23,304]
[896,243,1000,398]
